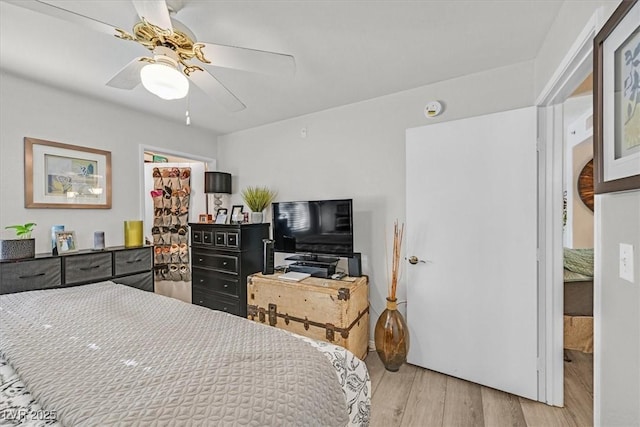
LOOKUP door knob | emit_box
[408,256,426,265]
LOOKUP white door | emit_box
[405,107,539,400]
[143,162,207,232]
[143,162,206,302]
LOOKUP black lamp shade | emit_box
[204,172,232,194]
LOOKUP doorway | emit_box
[561,77,595,425]
[139,145,216,303]
[536,10,600,415]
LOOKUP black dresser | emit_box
[189,223,269,317]
[0,246,153,295]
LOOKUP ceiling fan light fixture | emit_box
[140,62,189,100]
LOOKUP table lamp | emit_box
[204,171,232,215]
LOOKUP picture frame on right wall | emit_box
[594,0,640,194]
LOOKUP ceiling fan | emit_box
[5,0,296,111]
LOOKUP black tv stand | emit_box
[285,254,339,278]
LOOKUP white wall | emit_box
[534,0,620,97]
[0,71,217,254]
[217,61,534,335]
[535,1,639,425]
[597,192,640,426]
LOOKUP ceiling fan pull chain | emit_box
[185,92,191,126]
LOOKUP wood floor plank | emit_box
[369,363,418,427]
[400,368,447,427]
[565,350,593,395]
[481,386,527,427]
[442,375,484,427]
[365,349,592,427]
[563,352,593,427]
[519,397,577,427]
[365,350,386,395]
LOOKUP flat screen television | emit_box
[272,199,353,257]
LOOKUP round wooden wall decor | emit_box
[578,159,594,211]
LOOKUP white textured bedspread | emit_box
[0,282,354,426]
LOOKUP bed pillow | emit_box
[563,248,594,277]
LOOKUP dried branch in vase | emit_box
[388,219,404,301]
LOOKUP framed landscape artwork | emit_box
[24,137,112,208]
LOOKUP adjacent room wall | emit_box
[570,140,594,248]
[0,71,217,253]
[217,61,535,338]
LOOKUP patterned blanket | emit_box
[0,282,370,426]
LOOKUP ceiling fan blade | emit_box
[189,70,246,112]
[200,42,296,76]
[131,0,173,32]
[106,58,146,89]
[3,0,119,36]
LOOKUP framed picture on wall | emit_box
[24,137,112,208]
[594,0,640,194]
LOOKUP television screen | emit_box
[272,199,353,256]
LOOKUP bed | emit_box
[563,248,594,353]
[0,282,370,426]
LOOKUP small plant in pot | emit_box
[0,223,37,260]
[241,186,277,224]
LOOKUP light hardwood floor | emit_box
[365,350,593,426]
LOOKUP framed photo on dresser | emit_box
[55,231,78,254]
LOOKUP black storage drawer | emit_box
[115,248,152,276]
[64,253,112,284]
[192,268,239,297]
[0,258,61,294]
[192,285,239,315]
[202,231,213,245]
[213,231,239,249]
[215,232,226,246]
[226,232,239,248]
[192,251,238,274]
[114,271,154,292]
[188,223,269,318]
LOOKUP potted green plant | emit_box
[1,223,37,260]
[241,186,277,223]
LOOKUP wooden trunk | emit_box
[247,273,369,360]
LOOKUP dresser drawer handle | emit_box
[198,258,203,262]
[222,261,227,266]
[223,284,228,288]
[19,273,46,279]
[80,265,101,271]
[199,279,204,283]
[126,259,142,264]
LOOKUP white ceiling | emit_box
[0,0,564,136]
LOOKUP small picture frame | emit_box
[231,205,244,224]
[215,208,228,224]
[199,214,213,223]
[55,231,78,254]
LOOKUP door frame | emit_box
[137,144,216,219]
[535,9,604,407]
